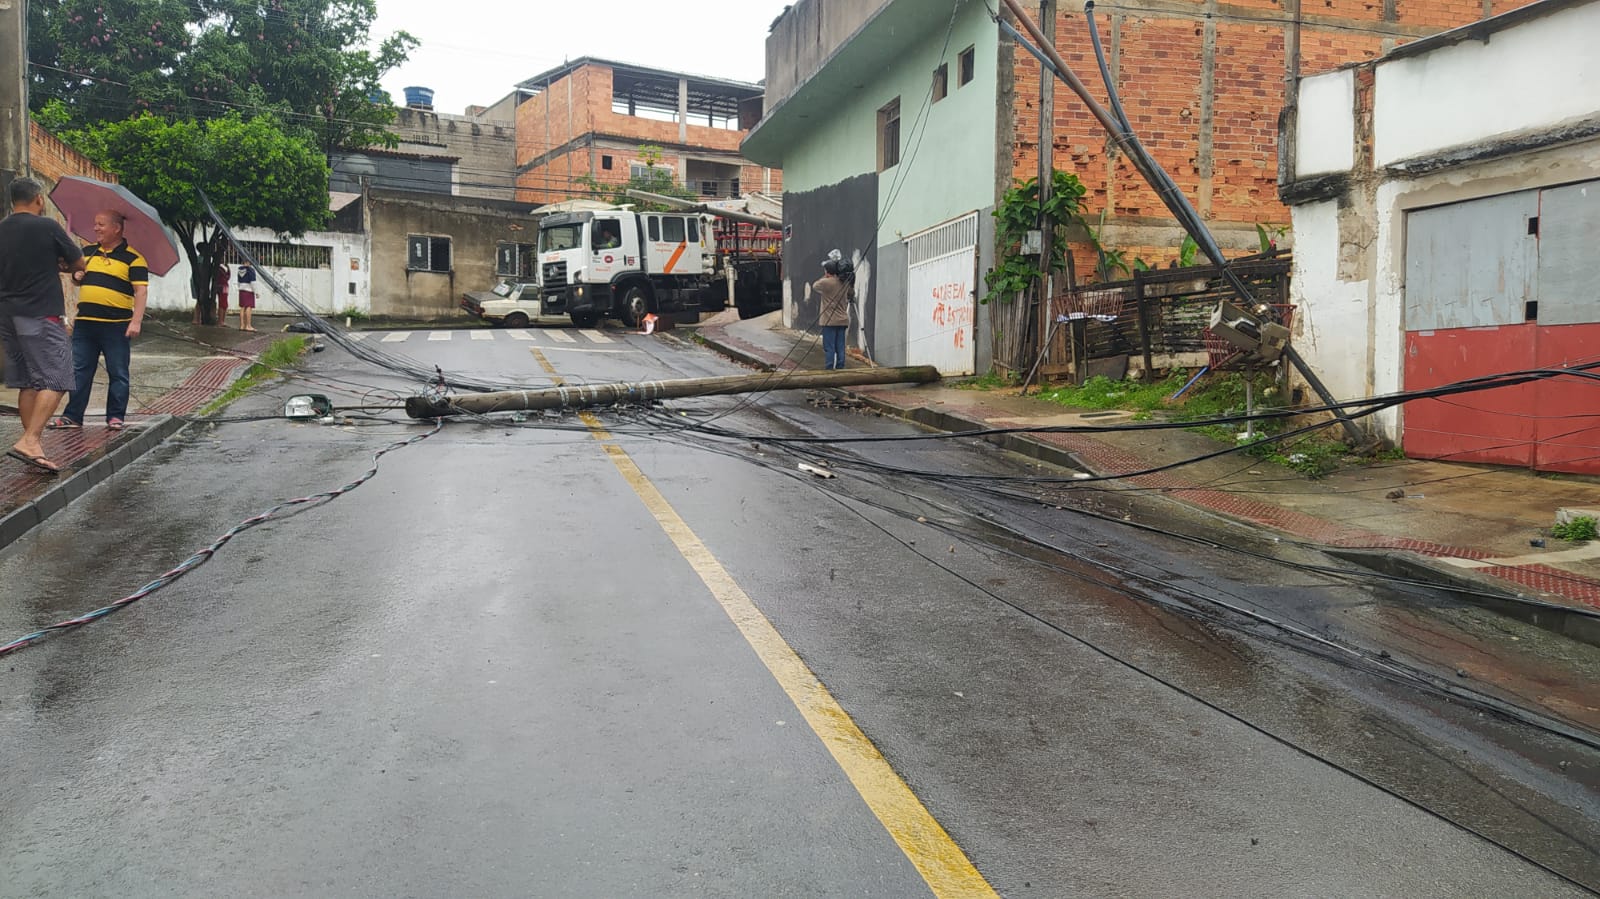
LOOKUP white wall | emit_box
[145,227,371,316]
[1288,200,1371,397]
[1286,0,1600,441]
[1295,70,1356,178]
[1373,3,1600,167]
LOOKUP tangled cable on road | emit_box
[0,420,442,659]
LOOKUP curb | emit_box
[694,326,778,372]
[694,330,1600,645]
[0,415,188,553]
[1327,548,1600,647]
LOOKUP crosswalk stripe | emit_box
[579,329,613,344]
[506,329,536,341]
[470,330,494,340]
[347,332,368,341]
[428,331,451,342]
[547,330,577,343]
[380,332,409,343]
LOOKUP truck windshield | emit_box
[540,224,584,253]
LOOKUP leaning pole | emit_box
[405,366,942,418]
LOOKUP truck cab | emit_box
[539,211,637,327]
[539,209,721,327]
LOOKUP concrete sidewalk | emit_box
[0,317,280,549]
[696,310,1600,642]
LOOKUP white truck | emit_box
[537,206,782,327]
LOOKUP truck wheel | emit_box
[504,312,530,328]
[569,311,599,328]
[619,286,651,328]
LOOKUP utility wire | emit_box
[0,420,442,658]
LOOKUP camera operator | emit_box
[813,257,854,370]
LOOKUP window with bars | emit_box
[496,242,537,278]
[224,241,332,269]
[408,235,452,273]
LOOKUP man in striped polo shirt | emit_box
[56,210,147,430]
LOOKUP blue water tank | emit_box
[402,86,434,109]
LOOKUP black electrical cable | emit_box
[802,479,1600,894]
[0,419,443,657]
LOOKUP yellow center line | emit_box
[534,345,996,897]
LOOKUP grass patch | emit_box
[1036,371,1288,421]
[1552,516,1598,543]
[197,336,307,417]
[953,369,1020,391]
[1036,370,1363,478]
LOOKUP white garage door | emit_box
[905,212,979,376]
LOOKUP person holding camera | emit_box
[814,258,852,370]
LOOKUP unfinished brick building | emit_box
[1011,0,1546,268]
[513,58,781,206]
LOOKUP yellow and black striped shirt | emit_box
[78,241,148,323]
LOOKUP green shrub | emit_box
[1552,516,1598,543]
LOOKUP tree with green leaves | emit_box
[181,0,418,152]
[71,114,332,324]
[29,0,416,151]
[28,0,195,125]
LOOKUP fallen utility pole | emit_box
[405,366,941,418]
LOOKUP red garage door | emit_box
[1403,180,1600,475]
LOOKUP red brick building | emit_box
[28,121,116,195]
[1010,0,1545,270]
[513,58,781,206]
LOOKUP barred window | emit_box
[496,242,537,278]
[225,241,332,269]
[408,235,452,273]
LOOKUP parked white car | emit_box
[460,280,567,328]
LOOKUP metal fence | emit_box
[1036,251,1292,382]
[223,241,332,270]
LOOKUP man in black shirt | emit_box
[0,178,86,473]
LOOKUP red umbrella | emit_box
[48,176,182,276]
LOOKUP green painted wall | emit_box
[778,0,998,248]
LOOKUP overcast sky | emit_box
[370,1,796,114]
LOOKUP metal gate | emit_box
[1403,179,1600,474]
[905,212,979,376]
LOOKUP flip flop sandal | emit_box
[47,416,82,429]
[107,419,125,431]
[6,448,61,475]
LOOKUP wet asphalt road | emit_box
[1,323,1597,897]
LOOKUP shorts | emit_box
[0,312,74,392]
[238,289,256,309]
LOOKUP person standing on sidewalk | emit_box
[813,258,852,370]
[213,261,230,324]
[54,210,147,432]
[0,178,86,473]
[236,263,257,331]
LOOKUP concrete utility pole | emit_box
[405,366,941,418]
[1036,0,1057,363]
[0,0,28,197]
